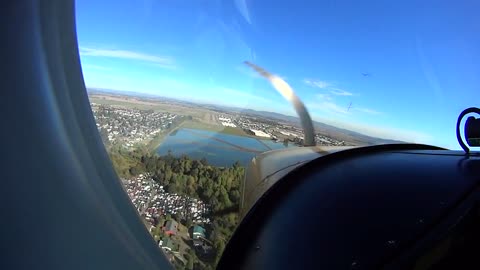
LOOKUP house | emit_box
[192,225,206,239]
[161,238,175,252]
[163,220,178,236]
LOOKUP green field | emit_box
[89,96,166,111]
[89,95,215,120]
[180,120,254,137]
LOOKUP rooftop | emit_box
[164,220,178,232]
[193,225,206,235]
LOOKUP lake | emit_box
[156,128,294,167]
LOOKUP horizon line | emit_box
[85,86,407,144]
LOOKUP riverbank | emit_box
[148,119,282,155]
[147,118,186,153]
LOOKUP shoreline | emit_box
[147,120,186,153]
[147,120,289,154]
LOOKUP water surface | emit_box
[156,128,294,166]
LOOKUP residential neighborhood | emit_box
[122,174,211,225]
[218,114,349,146]
[91,103,179,147]
[122,174,214,267]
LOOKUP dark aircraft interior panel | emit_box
[219,147,480,269]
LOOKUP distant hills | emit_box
[87,88,404,145]
[218,108,403,145]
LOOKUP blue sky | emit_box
[76,0,480,148]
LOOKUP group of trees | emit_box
[109,148,245,269]
[138,152,243,209]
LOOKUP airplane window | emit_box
[75,1,480,269]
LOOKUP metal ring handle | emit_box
[456,107,480,154]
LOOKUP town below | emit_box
[88,89,369,269]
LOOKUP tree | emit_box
[214,240,226,267]
[184,158,192,173]
[172,214,179,223]
[157,159,166,171]
[187,185,196,197]
[154,223,163,236]
[209,228,219,243]
[185,218,193,229]
[203,265,214,270]
[108,149,246,264]
[219,186,231,208]
[229,189,241,204]
[129,166,139,176]
[145,158,156,171]
[187,175,195,187]
[167,183,177,194]
[157,216,165,228]
[203,181,214,199]
[165,169,173,182]
[190,168,199,178]
[187,255,194,270]
[225,175,233,190]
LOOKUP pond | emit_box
[156,128,294,167]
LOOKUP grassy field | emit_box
[89,95,209,119]
[89,96,166,111]
[181,120,249,137]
